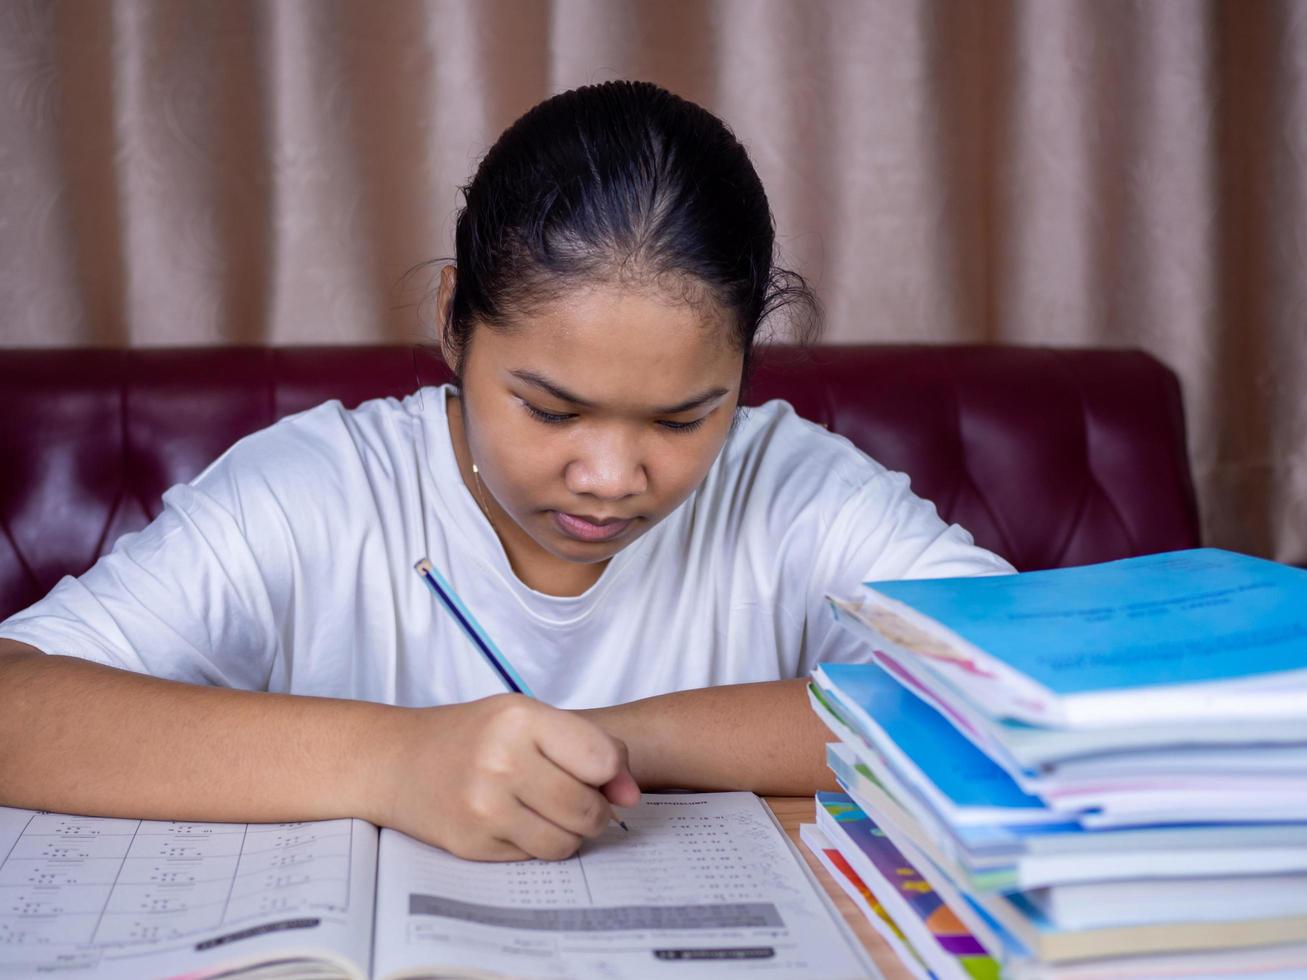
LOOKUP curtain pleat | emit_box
[0,0,1304,561]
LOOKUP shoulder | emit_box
[694,399,1012,581]
[680,399,890,565]
[185,387,445,523]
[709,398,889,511]
[208,388,435,474]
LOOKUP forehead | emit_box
[479,283,742,399]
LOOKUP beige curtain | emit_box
[1,0,1304,562]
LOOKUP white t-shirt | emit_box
[0,386,1012,708]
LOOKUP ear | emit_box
[435,265,459,369]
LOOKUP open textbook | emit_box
[0,792,876,980]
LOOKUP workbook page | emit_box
[0,806,377,979]
[371,792,876,980]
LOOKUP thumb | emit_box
[600,747,642,808]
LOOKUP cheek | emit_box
[485,417,557,500]
[647,432,731,506]
[464,395,540,495]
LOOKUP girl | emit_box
[0,81,1011,861]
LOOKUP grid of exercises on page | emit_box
[372,792,874,979]
[0,806,379,979]
[0,793,875,979]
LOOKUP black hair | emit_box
[439,80,819,382]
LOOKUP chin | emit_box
[547,537,626,564]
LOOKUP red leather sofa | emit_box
[0,345,1200,622]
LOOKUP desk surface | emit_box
[766,796,912,980]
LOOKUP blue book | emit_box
[813,663,1061,827]
[843,548,1307,728]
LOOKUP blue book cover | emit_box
[867,548,1307,696]
[817,663,1054,820]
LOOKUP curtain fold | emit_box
[1,0,1304,561]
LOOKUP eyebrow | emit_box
[510,370,730,416]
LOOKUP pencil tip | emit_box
[619,820,630,831]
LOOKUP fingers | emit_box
[477,701,638,852]
[463,767,591,862]
[499,801,586,862]
[512,751,617,840]
[455,756,591,861]
[456,836,532,863]
[531,704,640,796]
[448,816,583,863]
[392,697,641,862]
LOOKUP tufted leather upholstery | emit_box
[0,345,1199,621]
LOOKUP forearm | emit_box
[0,640,405,825]
[586,678,839,796]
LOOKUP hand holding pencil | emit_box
[387,558,638,861]
[375,693,639,862]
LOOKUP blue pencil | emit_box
[414,557,535,697]
[412,557,628,831]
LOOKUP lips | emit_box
[552,511,634,543]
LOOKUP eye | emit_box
[523,403,576,425]
[658,417,708,433]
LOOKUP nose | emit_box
[564,429,649,500]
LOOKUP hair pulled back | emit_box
[442,80,818,381]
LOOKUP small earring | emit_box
[472,463,479,475]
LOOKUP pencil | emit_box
[414,558,629,832]
[415,558,534,697]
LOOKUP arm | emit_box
[0,638,406,824]
[0,639,636,861]
[585,678,840,796]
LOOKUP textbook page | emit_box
[371,792,878,980]
[0,806,377,979]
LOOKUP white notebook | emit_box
[0,792,876,979]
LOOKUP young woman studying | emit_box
[0,81,1011,862]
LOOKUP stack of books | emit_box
[802,548,1307,979]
